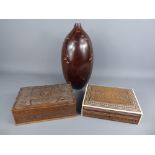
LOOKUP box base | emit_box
[13,114,77,125]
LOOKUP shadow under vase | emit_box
[73,88,85,114]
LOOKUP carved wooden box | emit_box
[12,84,76,125]
[82,84,143,124]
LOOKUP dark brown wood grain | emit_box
[12,84,77,125]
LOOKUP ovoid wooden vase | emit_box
[61,23,93,89]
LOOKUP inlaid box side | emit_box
[82,106,141,124]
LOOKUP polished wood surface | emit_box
[62,23,93,89]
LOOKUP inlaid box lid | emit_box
[13,84,75,110]
[82,84,143,115]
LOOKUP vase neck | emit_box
[74,23,82,32]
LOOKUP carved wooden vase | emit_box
[61,23,93,89]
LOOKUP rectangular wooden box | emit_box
[82,84,143,124]
[12,84,76,125]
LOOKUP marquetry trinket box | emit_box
[82,84,143,124]
[12,84,76,124]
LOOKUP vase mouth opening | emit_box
[74,23,82,31]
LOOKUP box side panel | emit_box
[82,107,141,124]
[12,104,76,124]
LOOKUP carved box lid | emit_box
[82,84,143,115]
[13,84,76,110]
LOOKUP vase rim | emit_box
[74,23,82,28]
